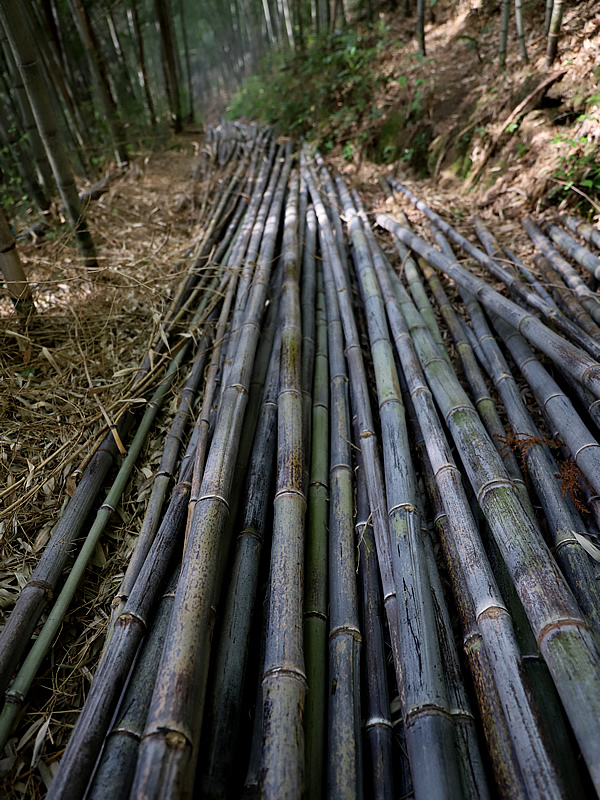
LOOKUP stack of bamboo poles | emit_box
[2,127,600,800]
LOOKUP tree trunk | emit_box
[0,175,36,316]
[546,0,565,65]
[0,0,97,268]
[154,0,182,132]
[416,0,426,56]
[178,0,194,122]
[67,0,129,165]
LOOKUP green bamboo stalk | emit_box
[376,212,600,404]
[259,170,306,798]
[0,337,193,752]
[390,183,600,360]
[200,329,281,799]
[86,570,180,800]
[322,200,362,798]
[46,471,192,800]
[560,214,600,251]
[522,217,600,327]
[0,0,97,267]
[337,178,464,797]
[401,250,451,364]
[353,415,395,800]
[378,255,569,797]
[417,260,536,523]
[303,268,329,800]
[461,300,600,636]
[514,0,528,63]
[303,160,405,763]
[546,222,600,280]
[128,150,293,800]
[382,222,600,792]
[546,0,565,65]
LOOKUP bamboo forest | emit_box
[1,0,600,798]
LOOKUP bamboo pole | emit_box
[353,415,395,800]
[376,213,600,404]
[560,214,600,251]
[460,297,600,635]
[0,201,35,316]
[128,151,293,800]
[338,180,466,797]
[303,268,329,800]
[321,191,362,798]
[380,215,600,792]
[200,328,281,799]
[546,222,600,280]
[522,218,600,327]
[259,170,307,799]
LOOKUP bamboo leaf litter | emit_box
[2,128,600,799]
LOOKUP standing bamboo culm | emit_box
[0,0,97,268]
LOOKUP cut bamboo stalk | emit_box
[301,206,318,495]
[534,253,600,340]
[337,178,464,797]
[259,170,306,798]
[546,222,600,280]
[304,162,405,759]
[390,182,600,361]
[200,328,281,799]
[376,213,600,404]
[322,199,362,798]
[461,299,600,636]
[383,224,600,791]
[375,247,568,797]
[560,214,600,252]
[304,268,329,800]
[86,570,180,800]
[128,151,293,800]
[522,218,600,326]
[418,260,534,518]
[491,314,600,505]
[46,472,191,800]
[353,415,395,800]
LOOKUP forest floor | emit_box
[1,0,599,794]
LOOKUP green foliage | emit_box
[226,29,382,141]
[549,114,600,211]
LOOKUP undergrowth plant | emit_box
[226,28,386,142]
